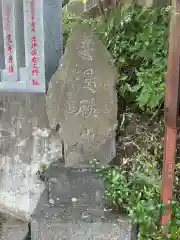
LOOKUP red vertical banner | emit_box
[161,0,180,226]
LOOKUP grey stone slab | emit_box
[0,93,34,164]
[0,93,62,170]
[0,163,46,221]
[0,53,4,70]
[0,217,28,240]
[1,0,19,73]
[45,165,105,208]
[31,220,133,240]
[65,135,116,167]
[0,93,42,164]
[0,0,20,87]
[0,4,4,63]
[33,200,106,223]
[0,93,62,220]
[33,166,111,222]
[46,24,118,167]
[31,167,134,239]
[43,0,63,83]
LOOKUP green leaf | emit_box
[136,91,150,108]
[119,75,128,81]
[130,85,141,92]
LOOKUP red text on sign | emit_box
[6,6,14,73]
[31,1,40,86]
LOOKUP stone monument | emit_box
[46,24,118,167]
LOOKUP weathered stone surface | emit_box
[0,93,62,219]
[31,221,133,240]
[46,24,118,166]
[31,166,134,240]
[32,165,112,221]
[43,0,63,82]
[65,135,116,167]
[0,93,62,168]
[45,164,105,208]
[0,217,28,240]
[0,163,46,221]
[0,93,33,165]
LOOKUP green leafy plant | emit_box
[62,11,84,48]
[62,3,180,239]
[63,4,170,114]
[95,159,180,239]
[95,157,163,239]
[93,119,180,239]
[95,5,170,113]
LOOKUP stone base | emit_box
[31,219,133,240]
[45,164,105,207]
[65,136,116,167]
[0,217,28,240]
[31,165,136,239]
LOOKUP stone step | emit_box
[31,218,134,240]
[0,216,29,240]
[30,165,136,240]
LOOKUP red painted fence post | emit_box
[161,0,180,226]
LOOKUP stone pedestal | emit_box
[31,165,136,240]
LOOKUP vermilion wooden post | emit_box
[161,0,180,226]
